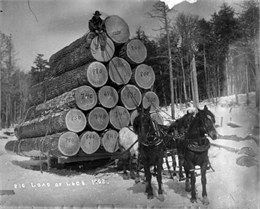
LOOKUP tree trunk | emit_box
[15,109,86,140]
[119,84,142,110]
[25,86,97,122]
[5,132,81,157]
[191,55,199,109]
[98,85,119,109]
[49,36,114,78]
[119,39,147,65]
[87,107,109,131]
[109,106,130,130]
[101,129,119,153]
[104,15,130,45]
[131,64,155,89]
[28,62,107,107]
[80,131,101,154]
[108,57,132,85]
[142,91,159,112]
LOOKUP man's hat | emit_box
[93,11,101,16]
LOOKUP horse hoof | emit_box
[158,194,165,202]
[147,194,154,199]
[190,197,197,203]
[202,196,210,205]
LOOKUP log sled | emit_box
[7,14,162,167]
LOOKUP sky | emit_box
[1,0,243,73]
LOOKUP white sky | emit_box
[1,0,243,72]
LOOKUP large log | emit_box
[108,57,132,85]
[75,86,98,111]
[90,36,115,62]
[49,34,87,66]
[109,106,130,130]
[49,36,114,78]
[87,107,109,131]
[15,109,87,140]
[119,84,142,110]
[25,86,97,122]
[142,91,160,112]
[28,62,107,107]
[80,131,101,155]
[132,64,155,89]
[101,129,119,153]
[104,15,130,45]
[5,132,81,157]
[98,85,119,108]
[119,39,147,65]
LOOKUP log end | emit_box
[87,62,108,88]
[142,91,160,112]
[88,107,109,131]
[120,84,142,110]
[58,132,81,157]
[109,106,130,130]
[75,86,98,111]
[65,109,87,133]
[80,131,101,154]
[134,64,155,89]
[98,86,119,109]
[101,129,119,153]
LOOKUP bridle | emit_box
[138,113,163,147]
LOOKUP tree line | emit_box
[0,0,259,128]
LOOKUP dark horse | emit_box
[133,107,165,201]
[177,105,218,205]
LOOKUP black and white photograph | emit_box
[0,0,259,208]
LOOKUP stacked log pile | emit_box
[6,14,160,161]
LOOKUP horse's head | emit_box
[187,105,218,140]
[133,107,158,145]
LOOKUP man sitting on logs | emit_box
[86,10,107,51]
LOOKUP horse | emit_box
[177,105,218,205]
[167,110,195,180]
[133,107,165,201]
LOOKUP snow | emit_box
[0,92,259,208]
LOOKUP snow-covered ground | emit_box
[0,92,259,208]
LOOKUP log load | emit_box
[132,64,155,89]
[101,129,119,153]
[120,84,142,110]
[104,15,130,45]
[119,39,147,65]
[90,36,115,62]
[5,132,81,157]
[80,131,101,154]
[98,85,119,108]
[25,86,97,122]
[142,91,160,112]
[109,106,130,130]
[48,36,114,78]
[27,62,107,107]
[108,57,132,85]
[15,109,86,140]
[87,107,109,131]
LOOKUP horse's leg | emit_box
[144,164,153,199]
[164,151,174,179]
[156,155,165,202]
[189,165,197,203]
[183,162,191,192]
[171,151,177,176]
[135,152,141,184]
[178,154,185,181]
[201,162,210,205]
[129,154,135,179]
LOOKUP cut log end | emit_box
[58,132,81,157]
[98,86,119,108]
[75,85,97,111]
[108,57,132,85]
[105,15,130,44]
[142,91,160,112]
[120,84,142,110]
[65,109,87,133]
[90,36,115,62]
[109,106,130,130]
[80,131,101,155]
[87,62,108,88]
[101,129,119,153]
[88,107,109,131]
[133,64,155,89]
